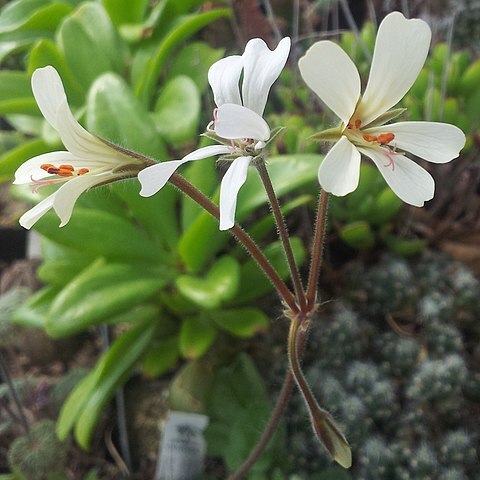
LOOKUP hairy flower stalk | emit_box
[138,37,291,230]
[299,11,466,206]
[14,66,148,229]
[288,312,352,468]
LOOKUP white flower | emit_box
[298,11,466,206]
[14,66,144,229]
[138,37,291,230]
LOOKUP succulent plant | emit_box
[282,251,479,478]
[7,419,67,480]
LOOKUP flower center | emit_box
[41,163,89,177]
[362,132,395,145]
[345,119,395,146]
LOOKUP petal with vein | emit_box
[208,55,243,107]
[299,41,361,125]
[242,37,291,116]
[318,136,361,196]
[31,66,67,131]
[359,146,434,206]
[358,12,431,126]
[369,121,466,163]
[138,145,231,197]
[219,156,252,230]
[53,173,107,227]
[56,101,122,162]
[215,104,270,141]
[19,194,55,230]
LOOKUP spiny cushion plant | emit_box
[283,252,479,479]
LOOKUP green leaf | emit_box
[87,72,166,160]
[37,256,92,287]
[111,180,179,253]
[152,75,200,143]
[58,2,127,90]
[180,315,217,359]
[0,71,38,115]
[181,152,217,231]
[460,59,480,97]
[28,39,85,106]
[207,353,269,419]
[12,285,58,328]
[236,154,321,217]
[135,8,230,105]
[178,154,320,272]
[233,237,306,304]
[339,221,375,250]
[369,188,402,225]
[0,137,52,179]
[143,335,179,377]
[101,0,148,25]
[0,30,50,63]
[209,307,268,337]
[46,259,167,337]
[168,41,224,92]
[385,235,427,256]
[103,303,159,325]
[0,0,71,34]
[176,256,240,309]
[168,360,214,413]
[57,319,156,449]
[33,208,165,263]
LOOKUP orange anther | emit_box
[347,122,353,129]
[57,168,74,177]
[377,133,395,144]
[363,134,378,143]
[47,167,60,174]
[354,119,362,128]
[59,164,74,171]
[41,164,55,171]
[77,168,89,175]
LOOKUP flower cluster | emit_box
[15,12,466,229]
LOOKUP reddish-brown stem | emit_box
[227,310,312,480]
[306,190,329,307]
[169,173,299,314]
[227,369,295,480]
[256,160,307,310]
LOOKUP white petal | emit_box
[138,161,185,197]
[56,101,124,162]
[31,66,67,131]
[369,121,466,163]
[219,156,252,230]
[208,55,243,107]
[215,104,270,141]
[182,144,232,161]
[359,146,434,206]
[53,173,108,227]
[242,37,291,116]
[298,41,361,125]
[138,145,231,197]
[357,12,431,126]
[19,194,56,230]
[14,151,77,184]
[32,66,123,163]
[318,136,361,196]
